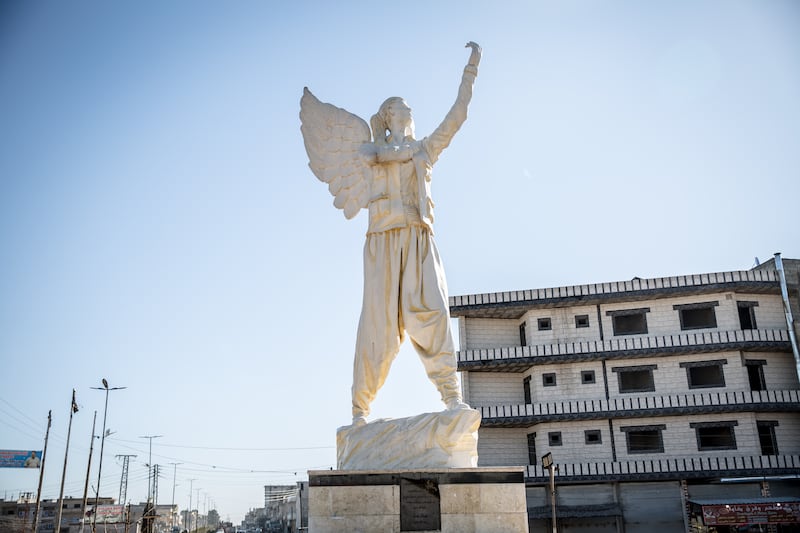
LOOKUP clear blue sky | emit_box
[1,0,798,524]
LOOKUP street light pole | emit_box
[542,452,558,533]
[90,379,126,533]
[169,462,182,530]
[195,488,201,531]
[187,478,196,532]
[139,435,163,502]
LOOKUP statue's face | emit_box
[388,100,413,131]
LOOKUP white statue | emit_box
[301,42,481,426]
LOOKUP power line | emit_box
[108,436,333,451]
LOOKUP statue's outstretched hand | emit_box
[465,41,481,67]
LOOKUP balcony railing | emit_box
[450,268,780,319]
[524,454,800,483]
[458,329,792,371]
[478,389,800,427]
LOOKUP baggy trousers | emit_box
[352,225,460,418]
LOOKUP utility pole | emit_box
[187,479,196,532]
[115,455,137,505]
[169,463,182,530]
[139,435,163,502]
[153,464,160,505]
[32,410,52,533]
[80,411,97,533]
[195,488,201,530]
[91,379,126,533]
[56,390,80,533]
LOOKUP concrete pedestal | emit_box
[308,468,529,533]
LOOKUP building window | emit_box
[690,421,738,451]
[738,301,759,330]
[745,360,767,391]
[527,433,537,464]
[757,421,779,455]
[680,359,727,389]
[581,370,596,384]
[606,308,650,336]
[548,432,562,446]
[523,376,532,404]
[674,301,719,330]
[612,365,657,393]
[519,322,527,346]
[620,425,666,454]
[538,317,552,331]
[542,373,557,387]
[575,315,590,328]
[585,430,602,444]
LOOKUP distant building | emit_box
[0,495,115,533]
[451,256,800,532]
[264,485,297,533]
[127,502,180,532]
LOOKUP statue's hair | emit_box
[370,97,410,144]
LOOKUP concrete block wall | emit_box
[463,318,520,349]
[477,421,616,467]
[459,293,787,353]
[527,420,615,465]
[477,412,799,465]
[611,413,766,461]
[728,293,786,329]
[606,351,748,398]
[752,412,800,455]
[476,427,529,467]
[467,350,798,408]
[740,351,800,390]
[599,293,787,340]
[520,305,599,345]
[525,362,606,403]
[466,372,525,407]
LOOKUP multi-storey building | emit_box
[451,256,800,533]
[0,495,116,532]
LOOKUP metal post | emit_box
[81,411,97,533]
[774,253,800,380]
[169,463,181,530]
[90,379,126,533]
[139,435,163,502]
[32,411,52,533]
[56,390,79,533]
[542,452,557,533]
[195,488,201,530]
[187,479,196,532]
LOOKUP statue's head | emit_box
[372,97,415,143]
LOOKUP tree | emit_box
[207,509,220,528]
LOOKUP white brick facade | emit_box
[451,263,800,529]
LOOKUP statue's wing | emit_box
[300,88,372,219]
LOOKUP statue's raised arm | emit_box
[421,41,481,165]
[299,88,372,219]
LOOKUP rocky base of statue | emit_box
[336,408,481,470]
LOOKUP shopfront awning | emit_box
[688,497,800,526]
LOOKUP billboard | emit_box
[95,505,124,523]
[0,450,43,468]
[701,502,800,525]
